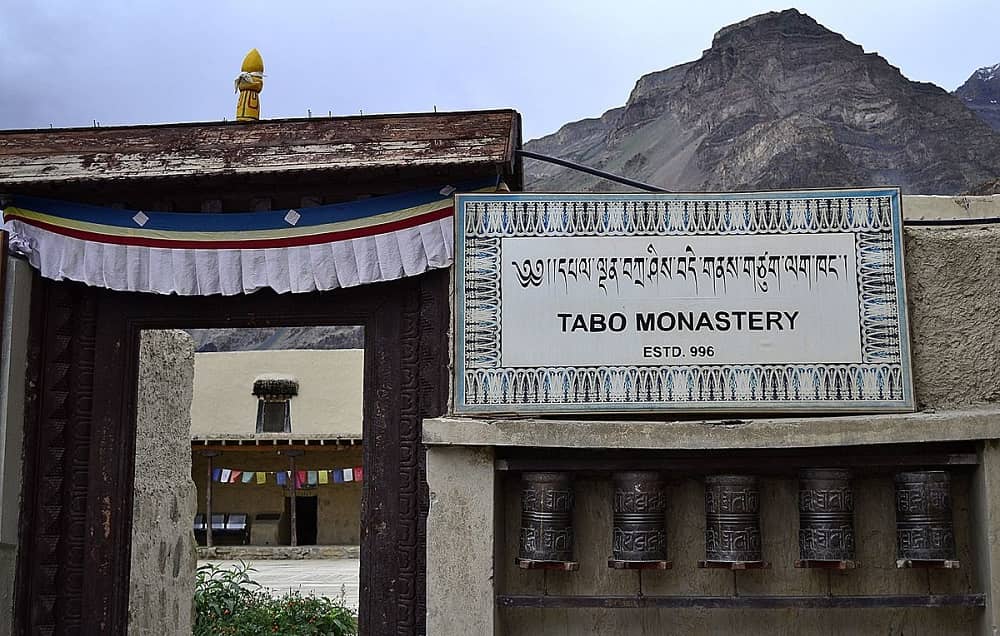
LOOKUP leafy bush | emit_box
[194,561,357,636]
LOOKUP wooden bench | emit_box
[193,512,251,545]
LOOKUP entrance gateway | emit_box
[4,111,1000,636]
[0,110,521,635]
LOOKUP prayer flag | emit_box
[256,472,266,485]
[343,468,354,482]
[212,468,222,482]
[354,466,363,482]
[0,178,499,296]
[230,470,242,483]
[220,469,231,483]
[318,470,329,485]
[296,471,307,488]
[242,472,254,483]
[333,470,344,483]
[307,471,318,486]
[276,471,287,486]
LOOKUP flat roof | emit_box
[0,109,520,186]
[192,434,362,449]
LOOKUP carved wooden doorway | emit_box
[15,269,449,635]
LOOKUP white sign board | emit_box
[454,190,914,414]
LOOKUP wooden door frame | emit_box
[16,269,449,634]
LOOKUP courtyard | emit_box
[200,558,361,611]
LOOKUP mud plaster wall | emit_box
[191,447,363,545]
[499,473,977,635]
[190,349,364,437]
[905,224,1000,408]
[128,330,198,636]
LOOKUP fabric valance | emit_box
[2,179,495,295]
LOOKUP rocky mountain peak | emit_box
[525,11,1000,195]
[955,63,1000,131]
[975,63,1000,82]
[710,9,833,48]
[957,63,1000,99]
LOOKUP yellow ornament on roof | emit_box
[235,49,264,121]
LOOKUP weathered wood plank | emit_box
[0,141,508,182]
[0,110,518,185]
[496,594,987,609]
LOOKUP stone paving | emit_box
[201,559,360,610]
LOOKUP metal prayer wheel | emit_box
[704,475,762,563]
[894,470,956,561]
[798,468,855,561]
[612,471,668,563]
[518,472,575,565]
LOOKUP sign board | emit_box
[454,190,914,415]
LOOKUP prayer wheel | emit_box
[518,472,575,564]
[612,471,668,563]
[704,475,762,563]
[894,470,956,561]
[798,468,855,561]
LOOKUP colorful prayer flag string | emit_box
[209,467,365,484]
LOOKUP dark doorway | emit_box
[289,495,318,545]
[16,270,450,635]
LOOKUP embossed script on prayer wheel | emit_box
[704,475,762,563]
[611,472,668,563]
[894,471,956,562]
[517,472,576,567]
[798,468,855,562]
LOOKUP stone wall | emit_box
[128,330,198,636]
[0,543,15,633]
[0,257,31,632]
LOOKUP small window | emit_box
[257,400,290,433]
[252,377,298,434]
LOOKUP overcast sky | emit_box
[1,1,997,140]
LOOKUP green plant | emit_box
[194,561,357,636]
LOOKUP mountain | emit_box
[187,326,364,352]
[955,63,1000,132]
[525,9,1000,195]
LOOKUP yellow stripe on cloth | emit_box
[3,197,454,243]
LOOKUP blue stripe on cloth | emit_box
[7,177,497,232]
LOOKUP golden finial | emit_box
[235,49,264,121]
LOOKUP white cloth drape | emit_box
[3,216,454,296]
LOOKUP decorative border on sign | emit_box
[454,190,913,413]
[857,231,901,364]
[462,196,893,237]
[463,237,502,369]
[463,364,904,407]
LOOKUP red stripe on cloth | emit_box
[6,205,454,249]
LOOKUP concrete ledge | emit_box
[423,405,1000,450]
[903,194,1000,221]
